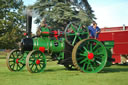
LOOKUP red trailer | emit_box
[98,26,128,64]
[101,26,128,31]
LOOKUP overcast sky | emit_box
[23,0,128,33]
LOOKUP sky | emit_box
[22,0,37,34]
[88,0,128,28]
[23,0,128,33]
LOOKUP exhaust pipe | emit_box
[26,9,32,38]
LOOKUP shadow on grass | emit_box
[45,68,64,72]
[44,68,77,72]
[45,65,128,73]
[100,67,128,73]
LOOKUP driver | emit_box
[88,21,101,39]
[36,18,47,36]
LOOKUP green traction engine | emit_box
[6,14,114,73]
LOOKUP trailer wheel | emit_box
[72,39,107,73]
[6,49,25,71]
[26,50,46,73]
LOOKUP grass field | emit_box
[0,51,8,59]
[0,59,128,85]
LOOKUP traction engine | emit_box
[6,14,114,73]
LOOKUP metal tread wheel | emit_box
[72,39,107,73]
[6,49,25,71]
[26,50,46,73]
[64,22,89,46]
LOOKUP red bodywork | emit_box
[98,26,128,63]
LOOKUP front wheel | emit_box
[6,49,25,71]
[26,50,46,73]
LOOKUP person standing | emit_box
[88,21,101,39]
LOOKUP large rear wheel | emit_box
[72,39,107,73]
[64,22,89,46]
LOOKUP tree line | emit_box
[0,0,26,49]
[0,0,95,49]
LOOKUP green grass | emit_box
[0,59,128,85]
[0,51,8,59]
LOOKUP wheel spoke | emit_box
[12,53,15,58]
[78,36,82,40]
[93,44,99,51]
[82,61,88,70]
[9,60,15,62]
[18,64,23,68]
[13,63,16,70]
[72,36,77,45]
[36,65,39,72]
[10,55,15,59]
[18,64,21,70]
[39,64,42,68]
[94,52,104,56]
[93,47,103,53]
[32,55,35,59]
[31,64,34,69]
[10,63,15,69]
[29,59,35,62]
[38,54,42,59]
[95,56,102,60]
[78,48,84,53]
[86,61,90,71]
[34,64,38,72]
[71,24,76,32]
[16,64,19,70]
[39,62,44,64]
[82,63,86,70]
[79,58,88,64]
[93,61,97,67]
[83,47,88,52]
[96,60,101,65]
[80,53,86,56]
[89,42,93,52]
[40,59,45,62]
[80,32,88,35]
[16,52,19,58]
[67,33,75,36]
[77,57,85,60]
[77,24,81,32]
[29,61,35,65]
[90,63,94,71]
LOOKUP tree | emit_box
[70,0,96,20]
[0,0,26,49]
[31,0,95,29]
